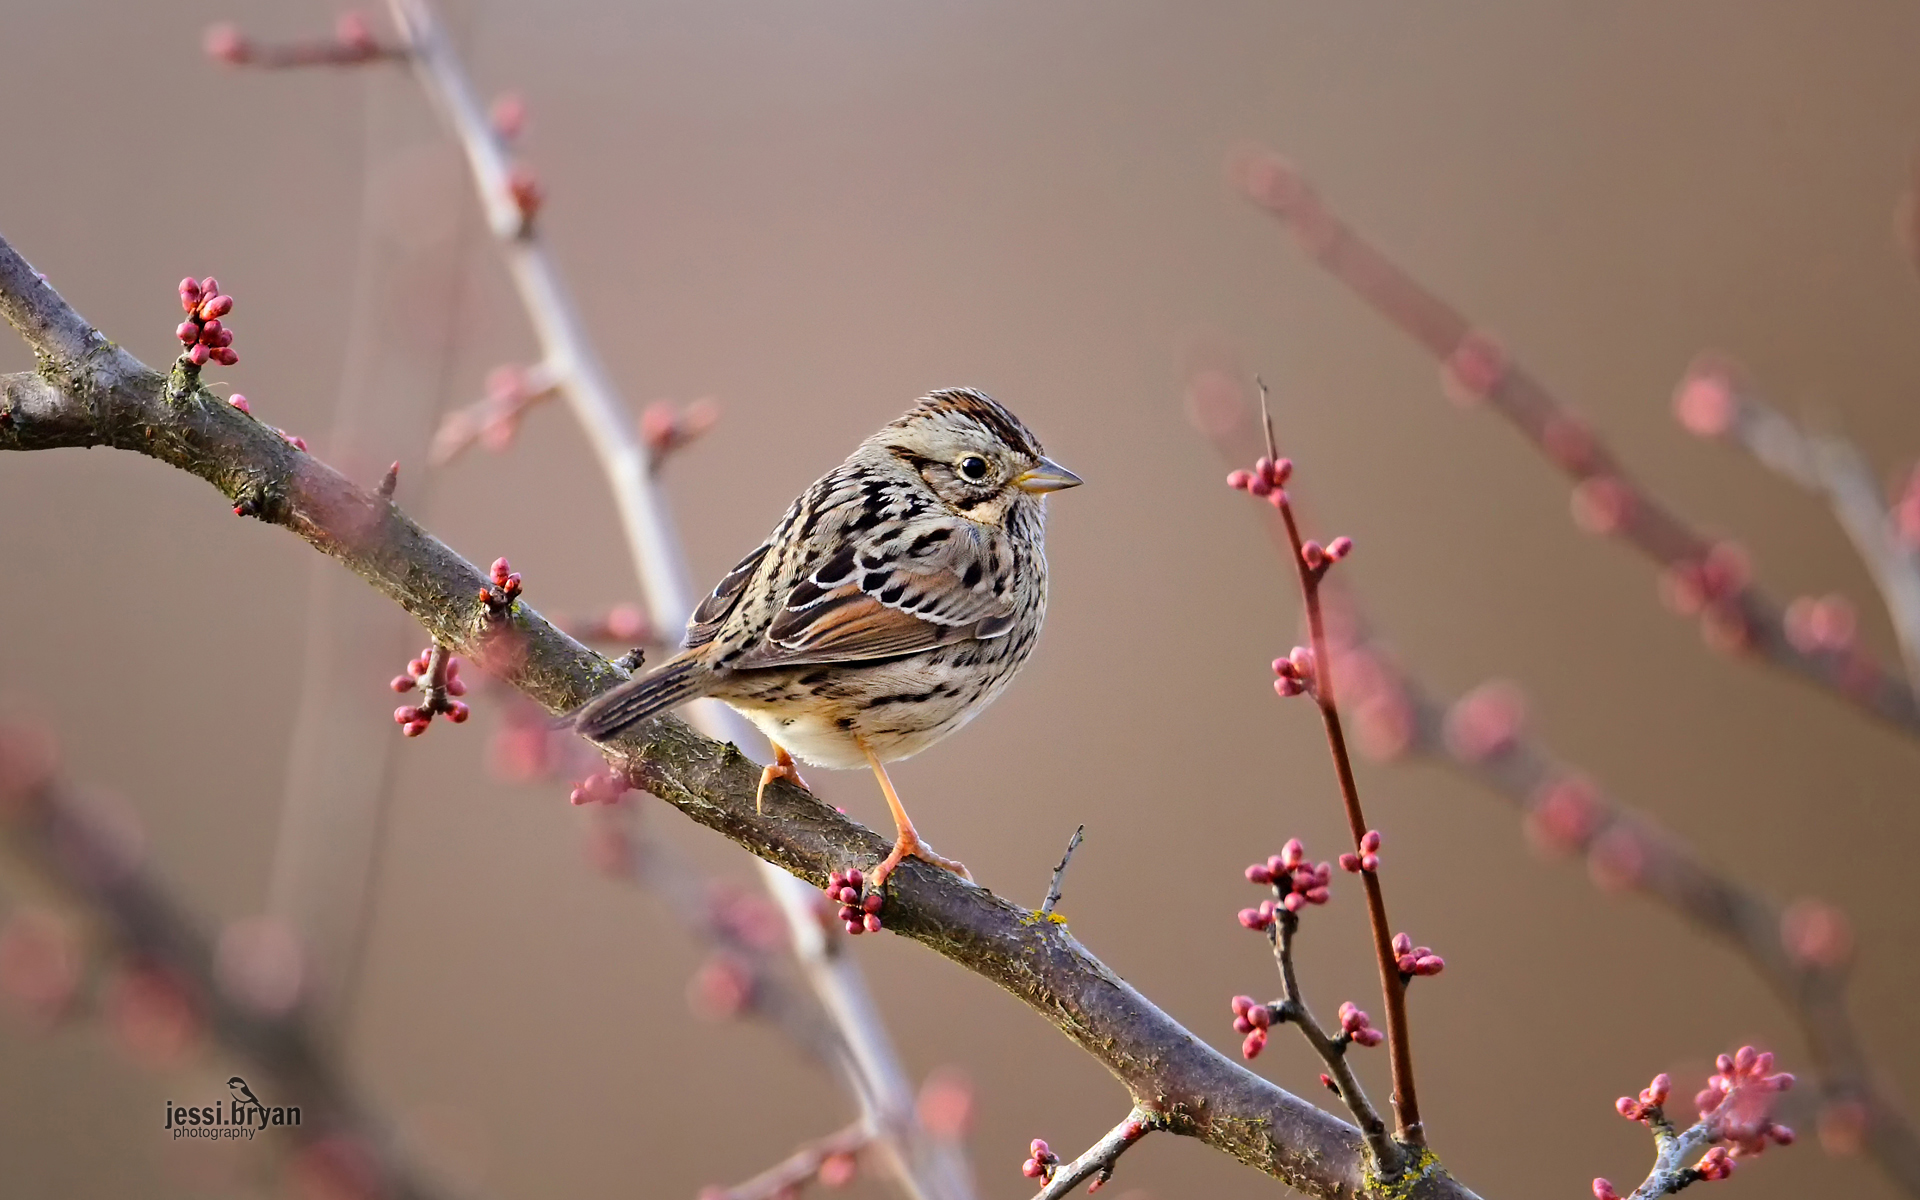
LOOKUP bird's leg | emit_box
[756,741,809,814]
[860,738,970,885]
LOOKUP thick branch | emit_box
[0,236,1478,1200]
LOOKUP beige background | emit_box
[4,2,1919,1198]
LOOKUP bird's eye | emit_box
[958,455,990,481]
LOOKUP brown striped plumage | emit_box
[574,388,1081,881]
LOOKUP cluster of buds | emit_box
[1614,1072,1672,1123]
[568,771,631,806]
[1659,541,1753,652]
[1226,455,1293,507]
[1391,932,1445,978]
[1240,840,1331,929]
[1335,1001,1384,1048]
[825,868,883,935]
[1229,994,1274,1059]
[640,398,721,464]
[1020,1138,1060,1181]
[1300,536,1353,572]
[1272,646,1316,698]
[1338,829,1382,874]
[175,277,238,367]
[390,647,469,736]
[480,557,523,615]
[1698,1046,1796,1155]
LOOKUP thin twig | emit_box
[1256,383,1424,1150]
[1236,150,1920,737]
[700,1119,872,1200]
[1680,359,1920,697]
[381,6,967,1198]
[1039,825,1084,918]
[1029,1107,1163,1200]
[1266,910,1398,1169]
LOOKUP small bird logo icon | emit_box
[228,1077,260,1107]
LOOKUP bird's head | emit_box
[873,388,1082,526]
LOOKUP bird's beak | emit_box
[1013,457,1084,494]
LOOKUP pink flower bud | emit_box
[389,676,415,693]
[1674,361,1739,438]
[863,913,882,933]
[187,344,211,366]
[210,347,238,366]
[1226,469,1253,490]
[176,322,199,344]
[1301,540,1326,569]
[200,277,219,298]
[1241,1028,1267,1059]
[1326,536,1353,560]
[1245,863,1273,884]
[1281,838,1305,868]
[199,319,224,342]
[202,23,250,64]
[1443,330,1506,406]
[1392,932,1412,957]
[229,394,250,414]
[446,701,469,723]
[1360,831,1381,853]
[490,92,528,141]
[335,10,376,53]
[178,277,202,309]
[1592,1180,1621,1200]
[1247,473,1272,497]
[1269,458,1294,486]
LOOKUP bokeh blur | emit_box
[4,2,1920,1197]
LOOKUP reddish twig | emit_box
[1229,384,1426,1152]
[1021,1108,1163,1200]
[1235,150,1920,737]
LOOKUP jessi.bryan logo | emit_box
[164,1076,301,1141]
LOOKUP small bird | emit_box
[574,388,1081,884]
[228,1077,260,1107]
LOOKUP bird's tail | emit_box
[571,655,708,741]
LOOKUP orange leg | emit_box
[860,737,970,885]
[756,741,809,814]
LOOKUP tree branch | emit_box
[1234,150,1920,737]
[0,236,1480,1200]
[1194,376,1920,1196]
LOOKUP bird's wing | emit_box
[733,516,1017,668]
[686,542,770,649]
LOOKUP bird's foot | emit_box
[755,756,809,814]
[873,829,971,888]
